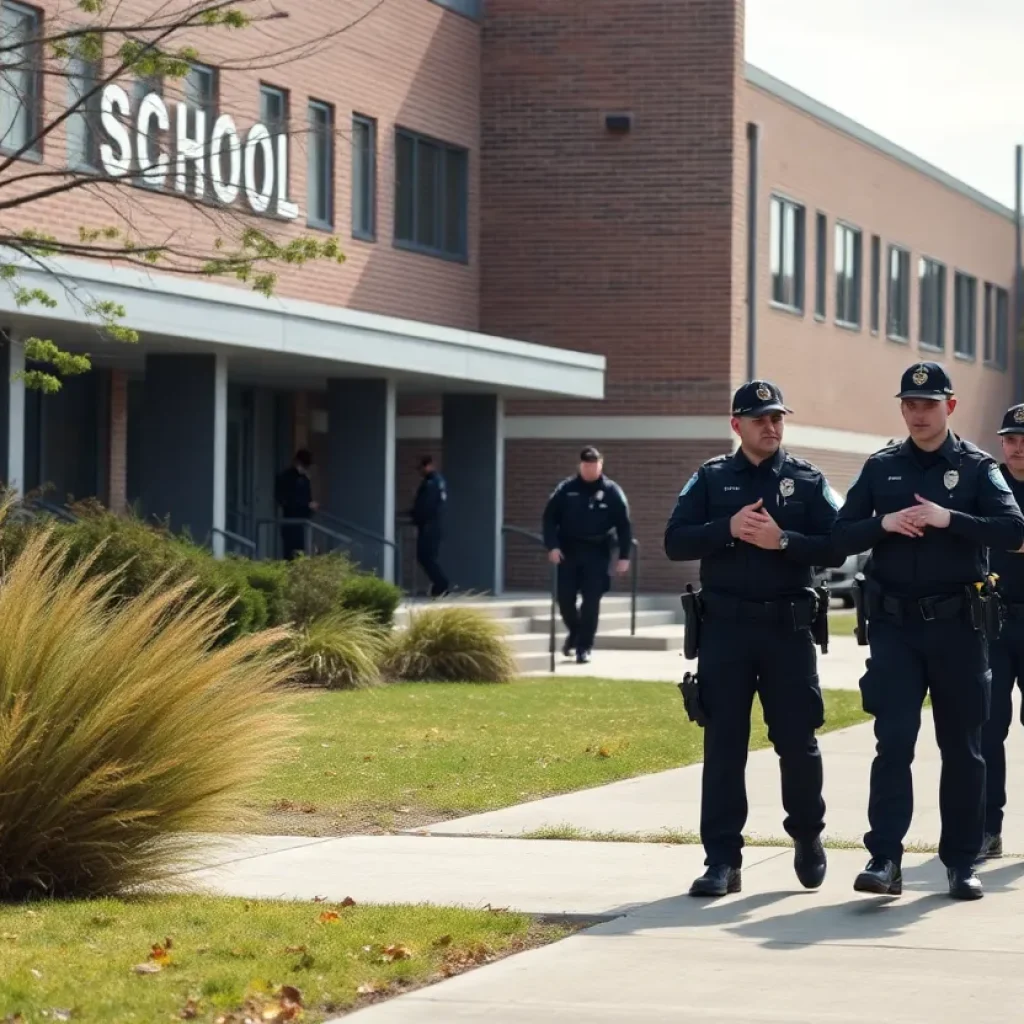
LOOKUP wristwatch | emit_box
[778,532,790,551]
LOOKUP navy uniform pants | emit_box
[557,547,610,652]
[860,617,990,870]
[416,523,450,597]
[981,616,1024,836]
[696,612,826,868]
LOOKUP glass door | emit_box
[226,386,255,542]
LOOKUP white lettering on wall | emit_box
[97,84,299,220]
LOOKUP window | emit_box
[307,100,334,228]
[918,258,946,350]
[132,70,163,187]
[352,113,376,240]
[814,212,826,318]
[834,222,862,327]
[954,271,977,359]
[983,282,1009,369]
[0,1,40,155]
[429,0,483,17]
[394,127,468,260]
[257,84,287,207]
[768,194,805,311]
[887,245,911,341]
[870,235,881,333]
[66,55,99,169]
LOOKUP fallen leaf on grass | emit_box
[179,999,200,1020]
[312,896,328,904]
[30,970,42,980]
[132,962,162,975]
[432,935,453,948]
[318,911,340,924]
[284,945,307,954]
[379,944,412,963]
[339,896,356,908]
[149,939,173,965]
[51,1011,73,1022]
[356,981,387,995]
[484,903,509,914]
[597,746,612,758]
[3,1015,24,1023]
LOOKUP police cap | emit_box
[731,379,792,417]
[998,404,1024,435]
[580,446,602,462]
[895,361,954,400]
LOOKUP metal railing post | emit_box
[549,561,557,673]
[630,539,639,636]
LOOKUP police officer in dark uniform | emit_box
[834,362,1024,900]
[543,447,633,664]
[664,380,844,897]
[411,454,450,598]
[274,449,317,560]
[978,403,1024,861]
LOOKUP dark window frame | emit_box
[814,211,827,320]
[833,220,863,329]
[870,234,881,334]
[257,82,289,214]
[994,285,1010,371]
[0,0,44,159]
[351,112,377,242]
[886,244,911,342]
[306,98,335,230]
[180,60,218,197]
[953,270,978,361]
[768,193,805,314]
[66,52,102,171]
[393,125,469,262]
[917,256,946,352]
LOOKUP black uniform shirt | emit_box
[275,466,313,519]
[543,474,632,555]
[833,432,1024,598]
[412,471,448,528]
[663,447,845,601]
[989,465,1024,603]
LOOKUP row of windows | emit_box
[770,194,1009,371]
[0,1,470,262]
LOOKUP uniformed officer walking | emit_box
[543,447,632,664]
[410,454,450,598]
[664,380,844,897]
[834,362,1024,900]
[979,403,1024,861]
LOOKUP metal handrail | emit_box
[316,508,400,583]
[256,517,357,560]
[25,497,78,523]
[211,526,257,555]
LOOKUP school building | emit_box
[0,0,1018,593]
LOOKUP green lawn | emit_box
[253,678,869,834]
[0,895,567,1023]
[829,609,857,637]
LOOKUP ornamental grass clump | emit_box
[0,521,298,901]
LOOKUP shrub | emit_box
[384,606,517,683]
[339,572,402,626]
[0,520,298,900]
[243,559,290,627]
[294,609,388,690]
[282,551,353,628]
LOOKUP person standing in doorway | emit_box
[979,403,1024,862]
[411,454,450,597]
[543,446,632,664]
[275,448,318,560]
[834,362,1024,900]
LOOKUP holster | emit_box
[971,576,1004,641]
[677,671,708,727]
[852,573,868,647]
[811,583,830,655]
[679,584,703,660]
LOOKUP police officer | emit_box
[834,362,1024,900]
[543,447,632,664]
[664,380,844,897]
[410,454,450,597]
[978,403,1024,861]
[274,449,318,560]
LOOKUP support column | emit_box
[0,331,25,495]
[141,352,228,554]
[108,369,128,514]
[442,393,504,594]
[326,378,396,580]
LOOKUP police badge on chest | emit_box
[779,477,795,505]
[943,469,959,494]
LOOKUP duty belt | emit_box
[1002,601,1024,621]
[700,590,815,629]
[867,587,968,624]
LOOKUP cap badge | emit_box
[912,364,929,386]
[756,383,772,401]
[943,470,959,491]
[780,478,795,498]
[1014,407,1024,424]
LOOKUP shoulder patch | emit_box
[989,464,1013,494]
[703,454,730,467]
[679,472,700,498]
[783,454,815,472]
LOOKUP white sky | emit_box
[745,0,1024,209]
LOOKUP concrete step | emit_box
[396,593,682,625]
[526,609,678,633]
[507,625,682,655]
[514,650,562,673]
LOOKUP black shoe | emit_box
[853,857,902,895]
[576,649,591,664]
[562,637,574,658]
[689,864,741,898]
[794,837,827,889]
[976,833,1003,863]
[947,866,984,900]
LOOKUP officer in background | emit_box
[543,447,632,664]
[410,454,450,598]
[275,449,318,560]
[664,380,844,897]
[834,362,1024,900]
[979,403,1024,861]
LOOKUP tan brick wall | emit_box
[8,0,481,331]
[780,446,871,498]
[479,0,745,418]
[746,82,1016,445]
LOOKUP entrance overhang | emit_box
[0,251,605,399]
